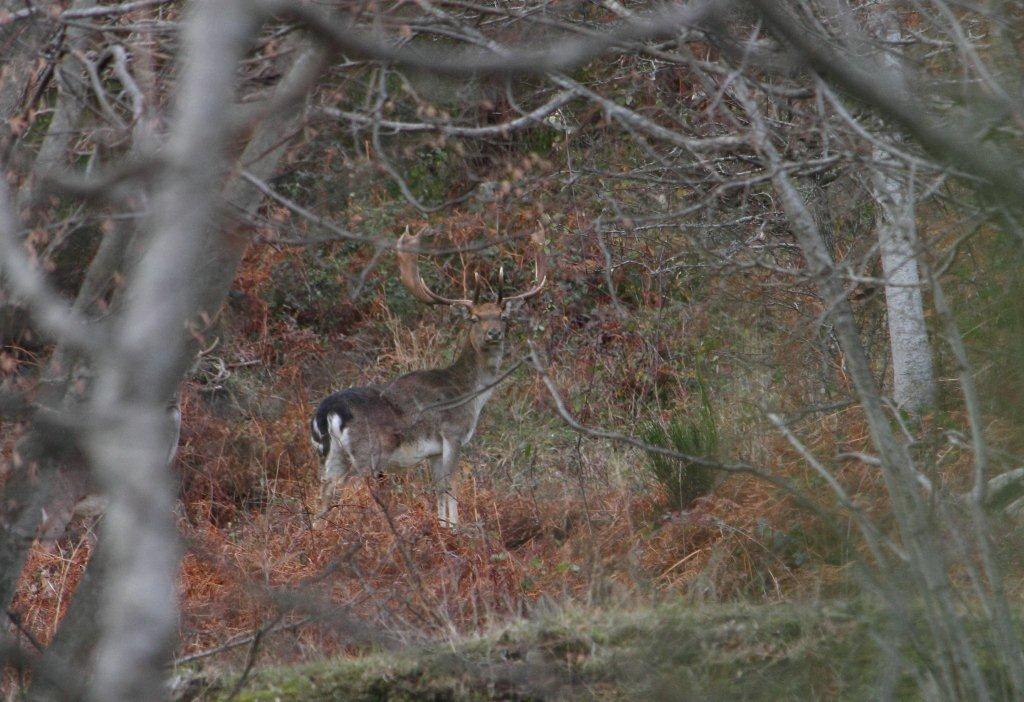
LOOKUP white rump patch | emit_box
[323,412,349,479]
[328,412,344,440]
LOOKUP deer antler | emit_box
[396,227,475,309]
[501,229,548,303]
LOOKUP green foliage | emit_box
[956,228,1024,441]
[755,518,811,566]
[389,145,457,204]
[516,124,558,156]
[640,380,719,510]
[381,263,433,323]
[264,250,360,336]
[22,110,54,146]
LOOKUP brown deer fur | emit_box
[310,230,545,527]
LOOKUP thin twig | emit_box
[0,0,175,26]
[222,614,282,702]
[172,617,312,666]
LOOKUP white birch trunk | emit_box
[873,23,935,413]
[875,161,935,411]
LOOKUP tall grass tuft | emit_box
[641,381,718,511]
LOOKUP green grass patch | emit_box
[640,379,719,511]
[186,601,891,701]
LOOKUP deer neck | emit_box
[449,335,502,391]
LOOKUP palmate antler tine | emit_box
[473,271,483,304]
[502,229,548,303]
[396,227,475,308]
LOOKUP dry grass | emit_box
[3,219,994,679]
[8,388,870,669]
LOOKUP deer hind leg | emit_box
[314,414,354,525]
[315,477,342,526]
[430,438,460,528]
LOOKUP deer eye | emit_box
[468,314,480,322]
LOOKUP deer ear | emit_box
[454,305,471,320]
[502,299,523,317]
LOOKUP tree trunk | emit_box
[81,3,258,698]
[873,19,935,413]
[26,40,323,700]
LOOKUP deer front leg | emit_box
[430,438,460,528]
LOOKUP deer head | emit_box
[397,227,547,356]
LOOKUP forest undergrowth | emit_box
[10,224,1003,675]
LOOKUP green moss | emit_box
[198,601,892,701]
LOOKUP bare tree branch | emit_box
[0,0,175,27]
[263,0,727,77]
[320,88,576,137]
[745,0,1024,204]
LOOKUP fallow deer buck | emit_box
[310,229,547,527]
